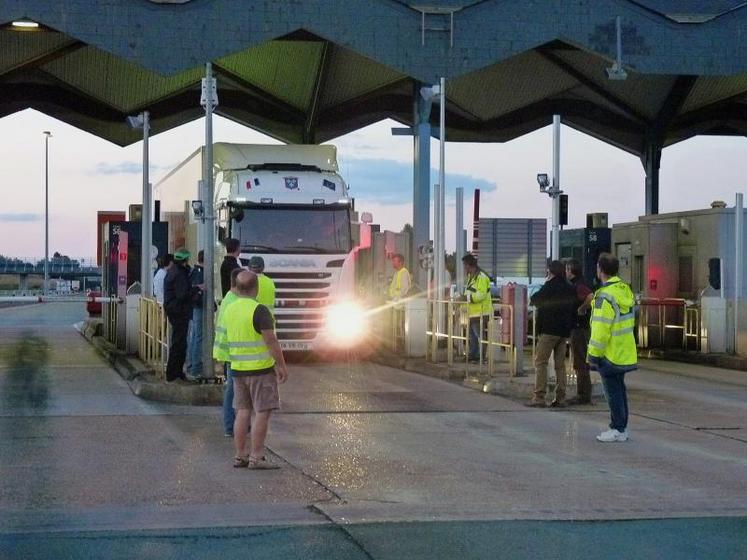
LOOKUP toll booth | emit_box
[101,221,168,297]
[559,218,612,288]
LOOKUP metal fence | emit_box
[426,299,517,377]
[138,297,169,380]
[102,298,119,347]
[637,298,700,351]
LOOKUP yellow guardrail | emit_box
[138,297,169,380]
[426,299,517,377]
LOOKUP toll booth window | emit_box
[232,206,352,254]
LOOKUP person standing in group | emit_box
[462,254,492,363]
[221,238,242,298]
[527,260,576,408]
[164,248,194,383]
[152,253,173,304]
[387,253,411,302]
[186,250,206,380]
[249,256,275,311]
[566,259,595,405]
[588,253,637,442]
[215,267,243,437]
[224,271,288,469]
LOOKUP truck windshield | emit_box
[232,205,352,254]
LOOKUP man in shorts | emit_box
[222,270,289,469]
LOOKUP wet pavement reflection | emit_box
[2,332,51,412]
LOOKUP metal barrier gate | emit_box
[426,299,517,377]
[637,298,700,351]
[138,297,169,380]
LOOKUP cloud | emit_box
[344,157,496,204]
[89,161,176,175]
[0,213,42,222]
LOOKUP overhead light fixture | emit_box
[606,15,628,81]
[11,19,40,29]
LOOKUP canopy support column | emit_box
[413,81,432,290]
[643,138,662,216]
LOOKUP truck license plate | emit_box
[281,341,310,351]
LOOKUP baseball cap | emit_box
[248,256,265,271]
[174,248,191,261]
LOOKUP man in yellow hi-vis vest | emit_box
[462,253,492,362]
[249,256,276,311]
[223,271,288,469]
[587,253,638,443]
[387,253,411,301]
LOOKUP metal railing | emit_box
[390,305,407,353]
[426,299,517,377]
[637,298,700,351]
[102,297,119,347]
[138,297,169,380]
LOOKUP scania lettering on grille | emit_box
[267,259,316,267]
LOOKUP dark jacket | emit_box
[530,276,576,337]
[570,276,593,329]
[220,256,241,297]
[189,264,205,309]
[164,263,192,320]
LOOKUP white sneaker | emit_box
[596,429,628,442]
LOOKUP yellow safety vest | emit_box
[257,274,276,311]
[587,277,637,367]
[212,290,238,362]
[465,270,492,317]
[223,297,276,372]
[388,267,410,299]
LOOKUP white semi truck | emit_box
[155,143,368,351]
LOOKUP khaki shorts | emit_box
[232,372,280,412]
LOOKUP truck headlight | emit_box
[325,302,368,346]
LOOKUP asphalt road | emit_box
[1,303,745,559]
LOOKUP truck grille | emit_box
[274,281,330,290]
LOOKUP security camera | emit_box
[191,200,204,218]
[536,173,550,192]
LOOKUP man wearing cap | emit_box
[164,248,193,383]
[249,256,276,311]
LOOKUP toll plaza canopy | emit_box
[2,0,747,214]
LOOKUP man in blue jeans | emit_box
[187,250,206,379]
[587,253,638,443]
[216,267,242,436]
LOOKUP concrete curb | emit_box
[76,319,222,406]
[643,349,747,372]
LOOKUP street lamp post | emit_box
[201,62,218,380]
[126,111,151,297]
[43,131,52,296]
[536,115,563,261]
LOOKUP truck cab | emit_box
[213,144,364,351]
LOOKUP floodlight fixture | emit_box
[419,84,442,102]
[606,15,628,81]
[126,113,146,129]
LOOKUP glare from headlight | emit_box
[325,302,368,346]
